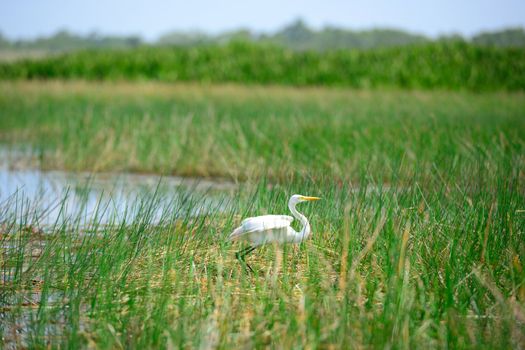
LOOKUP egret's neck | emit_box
[289,201,311,242]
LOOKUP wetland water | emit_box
[0,156,236,228]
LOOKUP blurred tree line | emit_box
[1,20,524,53]
[0,31,141,52]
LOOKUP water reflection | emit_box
[0,167,235,228]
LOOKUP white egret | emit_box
[229,194,321,272]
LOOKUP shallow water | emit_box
[0,161,235,228]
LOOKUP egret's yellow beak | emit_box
[301,196,321,201]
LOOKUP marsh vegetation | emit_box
[0,81,524,348]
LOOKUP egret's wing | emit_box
[229,215,293,241]
[241,215,293,226]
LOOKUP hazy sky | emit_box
[1,0,525,40]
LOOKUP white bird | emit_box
[229,194,321,271]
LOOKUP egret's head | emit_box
[290,194,321,205]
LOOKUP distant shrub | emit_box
[0,42,524,91]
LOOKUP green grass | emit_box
[1,81,524,183]
[1,175,524,348]
[1,81,524,348]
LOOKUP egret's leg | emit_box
[236,246,256,273]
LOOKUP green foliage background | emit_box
[1,42,524,91]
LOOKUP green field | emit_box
[1,81,525,348]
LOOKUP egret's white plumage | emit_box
[229,215,293,245]
[230,194,320,271]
